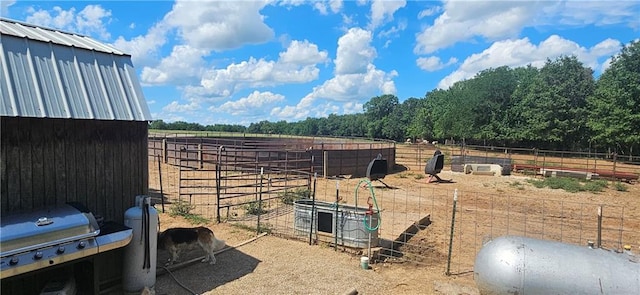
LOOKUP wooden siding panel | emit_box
[94,123,107,217]
[30,118,46,208]
[53,119,67,205]
[18,118,33,210]
[1,117,148,223]
[74,119,88,207]
[112,122,124,218]
[41,118,57,207]
[4,118,21,211]
[84,120,97,212]
[64,119,78,203]
[0,120,7,209]
[103,124,116,220]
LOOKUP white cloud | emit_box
[414,0,640,54]
[313,0,343,15]
[196,57,320,95]
[330,0,344,13]
[270,105,299,119]
[313,2,329,15]
[140,45,207,85]
[415,1,538,54]
[418,6,441,19]
[437,35,623,89]
[163,101,200,113]
[214,91,285,116]
[278,0,306,7]
[271,27,397,121]
[112,22,170,67]
[335,28,377,74]
[185,40,329,99]
[307,64,397,101]
[416,56,457,72]
[368,0,406,30]
[547,1,640,28]
[0,0,16,16]
[279,40,329,65]
[74,5,112,39]
[26,6,74,29]
[113,1,276,68]
[378,19,407,39]
[600,57,614,73]
[25,5,112,39]
[164,0,274,52]
[343,101,364,114]
[342,14,355,27]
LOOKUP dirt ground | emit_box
[151,165,639,295]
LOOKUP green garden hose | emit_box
[356,179,381,231]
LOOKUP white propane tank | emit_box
[474,235,640,295]
[122,195,158,294]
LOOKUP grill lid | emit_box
[0,203,100,256]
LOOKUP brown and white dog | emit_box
[157,226,226,266]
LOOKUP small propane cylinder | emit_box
[474,235,640,295]
[122,195,159,294]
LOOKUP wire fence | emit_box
[395,143,640,183]
[147,138,639,275]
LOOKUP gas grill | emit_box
[0,203,133,279]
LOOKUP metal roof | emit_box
[0,18,152,121]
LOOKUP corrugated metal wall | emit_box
[1,21,152,121]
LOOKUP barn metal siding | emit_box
[0,18,152,121]
[0,18,126,55]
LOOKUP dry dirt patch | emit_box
[153,168,639,295]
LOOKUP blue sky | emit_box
[2,1,639,126]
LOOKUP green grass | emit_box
[509,181,526,190]
[169,200,211,224]
[396,173,409,178]
[181,214,210,225]
[527,177,608,193]
[229,222,272,234]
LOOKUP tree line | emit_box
[150,40,639,155]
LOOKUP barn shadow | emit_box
[147,188,171,213]
[155,248,260,294]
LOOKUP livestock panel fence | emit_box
[148,139,639,275]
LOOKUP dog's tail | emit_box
[197,227,226,251]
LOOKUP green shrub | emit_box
[245,201,267,215]
[170,199,195,216]
[583,180,608,192]
[613,182,628,192]
[527,177,607,193]
[280,188,311,205]
[527,179,546,188]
